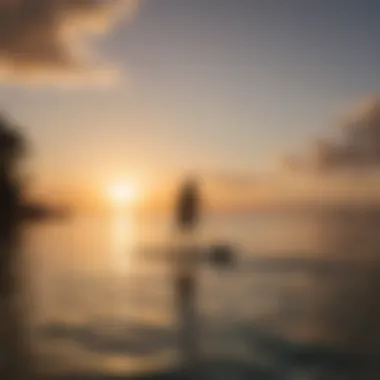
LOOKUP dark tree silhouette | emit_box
[0,114,27,292]
[0,114,29,379]
[0,114,26,239]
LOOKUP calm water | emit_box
[19,211,380,378]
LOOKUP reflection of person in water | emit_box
[174,178,200,369]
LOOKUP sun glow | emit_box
[108,182,138,206]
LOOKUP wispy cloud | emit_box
[0,0,139,84]
[283,96,380,174]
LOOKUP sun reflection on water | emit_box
[109,209,135,275]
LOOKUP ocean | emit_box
[19,210,380,379]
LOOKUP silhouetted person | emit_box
[176,179,200,232]
[0,115,29,379]
[174,178,201,374]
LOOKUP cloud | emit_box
[0,0,139,84]
[283,96,380,173]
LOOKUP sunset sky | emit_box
[2,1,380,209]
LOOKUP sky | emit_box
[2,0,380,209]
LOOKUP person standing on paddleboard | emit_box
[174,178,201,370]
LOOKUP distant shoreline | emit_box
[21,203,72,222]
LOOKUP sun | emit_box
[108,182,137,206]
